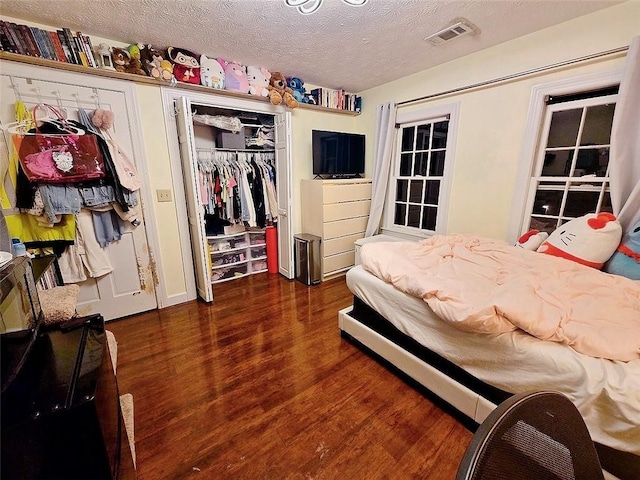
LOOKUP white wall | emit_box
[358,1,640,240]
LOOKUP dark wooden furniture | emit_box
[1,257,135,479]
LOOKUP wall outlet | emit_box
[156,189,173,202]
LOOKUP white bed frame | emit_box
[339,306,497,424]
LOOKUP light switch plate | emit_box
[157,189,172,202]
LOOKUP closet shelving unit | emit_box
[0,51,360,116]
[208,229,267,283]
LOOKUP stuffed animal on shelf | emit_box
[167,47,201,85]
[287,76,307,103]
[515,229,548,251]
[200,55,225,89]
[111,47,131,73]
[604,219,640,280]
[267,72,299,109]
[219,59,250,93]
[140,44,174,81]
[537,212,622,269]
[126,44,146,76]
[247,66,271,97]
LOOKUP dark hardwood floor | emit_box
[107,273,472,479]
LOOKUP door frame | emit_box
[160,87,292,301]
[0,59,163,309]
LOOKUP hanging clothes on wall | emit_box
[196,149,277,231]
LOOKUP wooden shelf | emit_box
[0,51,360,116]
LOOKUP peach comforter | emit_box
[361,234,640,362]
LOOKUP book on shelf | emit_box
[33,27,53,59]
[76,31,96,68]
[9,23,28,56]
[0,21,17,53]
[49,31,68,62]
[56,30,73,63]
[20,25,40,57]
[62,27,80,64]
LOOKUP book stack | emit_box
[309,87,362,113]
[0,20,98,68]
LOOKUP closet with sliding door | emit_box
[165,89,293,302]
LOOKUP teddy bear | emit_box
[111,47,131,73]
[247,66,271,97]
[267,72,299,108]
[287,77,307,103]
[140,44,174,81]
[200,55,225,89]
[167,47,201,85]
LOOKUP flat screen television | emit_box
[312,130,365,178]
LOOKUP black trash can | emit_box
[293,233,321,285]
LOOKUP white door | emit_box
[275,112,294,279]
[174,97,213,302]
[0,64,157,320]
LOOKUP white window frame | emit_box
[382,102,459,239]
[508,70,623,243]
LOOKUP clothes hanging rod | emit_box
[397,45,629,107]
[196,148,275,153]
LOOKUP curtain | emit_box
[610,35,640,232]
[365,102,397,237]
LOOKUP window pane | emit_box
[547,109,582,148]
[414,152,429,176]
[575,148,601,176]
[409,180,423,202]
[532,190,564,216]
[424,180,440,205]
[401,127,414,151]
[407,204,421,228]
[415,124,431,150]
[394,203,406,225]
[432,121,449,148]
[422,206,437,230]
[396,179,408,202]
[400,153,412,176]
[529,216,559,234]
[564,190,600,218]
[430,150,446,176]
[601,190,613,213]
[581,104,615,145]
[542,150,572,176]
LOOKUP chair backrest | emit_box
[456,390,604,480]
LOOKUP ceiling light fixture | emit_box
[285,0,368,15]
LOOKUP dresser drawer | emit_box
[323,200,371,222]
[323,217,368,240]
[323,250,355,274]
[323,232,365,257]
[322,183,372,204]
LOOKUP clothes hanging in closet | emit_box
[196,150,277,229]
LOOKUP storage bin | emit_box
[294,234,321,285]
[216,127,245,149]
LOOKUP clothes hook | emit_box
[54,91,68,118]
[9,76,22,102]
[35,87,43,105]
[72,92,82,109]
[91,88,101,108]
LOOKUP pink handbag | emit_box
[17,105,105,183]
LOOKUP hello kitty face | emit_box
[200,55,225,89]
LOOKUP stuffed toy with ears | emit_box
[219,59,250,93]
[267,72,299,109]
[537,212,622,269]
[247,66,271,97]
[167,47,201,85]
[603,219,640,280]
[287,77,306,103]
[140,45,174,81]
[200,55,225,89]
[515,229,549,251]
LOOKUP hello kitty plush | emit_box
[515,229,549,251]
[200,55,225,89]
[219,59,249,94]
[537,212,622,269]
[246,66,271,97]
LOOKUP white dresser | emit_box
[301,178,372,280]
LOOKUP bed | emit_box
[338,234,640,478]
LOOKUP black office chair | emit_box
[456,391,604,480]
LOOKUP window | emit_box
[385,109,456,236]
[523,88,618,234]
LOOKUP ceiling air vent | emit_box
[425,19,477,46]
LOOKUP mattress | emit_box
[345,265,640,456]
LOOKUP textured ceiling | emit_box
[0,0,623,92]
